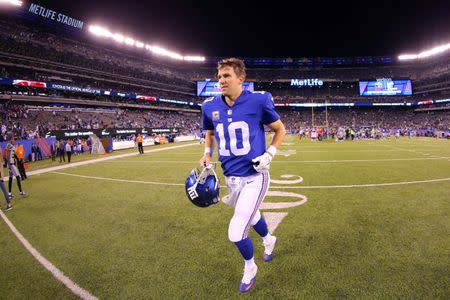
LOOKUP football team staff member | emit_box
[15,142,27,180]
[136,134,144,154]
[199,58,286,293]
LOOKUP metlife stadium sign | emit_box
[291,79,324,87]
[27,3,84,30]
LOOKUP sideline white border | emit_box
[0,142,198,299]
[0,210,98,300]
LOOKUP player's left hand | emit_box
[252,152,273,172]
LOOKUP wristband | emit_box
[266,145,277,158]
[204,147,213,155]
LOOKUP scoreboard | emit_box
[197,81,254,96]
[359,79,412,96]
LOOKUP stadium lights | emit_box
[124,37,135,46]
[417,43,450,58]
[0,0,23,6]
[398,54,417,60]
[88,25,112,37]
[184,56,205,62]
[148,46,183,60]
[182,56,205,61]
[398,43,450,60]
[112,33,124,43]
[88,24,205,62]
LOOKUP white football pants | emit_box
[224,171,270,242]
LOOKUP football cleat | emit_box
[185,164,220,208]
[263,236,277,262]
[4,204,13,211]
[239,264,257,293]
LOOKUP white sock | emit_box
[262,233,273,244]
[244,257,256,269]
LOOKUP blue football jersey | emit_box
[202,90,280,177]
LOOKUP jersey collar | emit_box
[220,90,248,108]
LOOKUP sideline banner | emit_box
[46,128,179,139]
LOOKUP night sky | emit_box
[31,0,450,58]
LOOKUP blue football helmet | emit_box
[185,165,220,208]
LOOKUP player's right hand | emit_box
[199,154,211,168]
[252,152,272,172]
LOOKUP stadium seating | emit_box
[0,17,448,141]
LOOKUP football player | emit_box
[199,58,286,292]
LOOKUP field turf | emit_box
[1,137,449,299]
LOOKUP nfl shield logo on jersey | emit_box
[212,111,220,121]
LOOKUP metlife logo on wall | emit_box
[291,78,324,87]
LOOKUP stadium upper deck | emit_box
[0,4,449,108]
[0,2,448,138]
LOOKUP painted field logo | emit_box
[261,174,307,234]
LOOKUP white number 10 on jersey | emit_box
[216,121,251,156]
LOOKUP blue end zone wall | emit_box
[0,137,56,162]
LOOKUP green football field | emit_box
[1,137,449,299]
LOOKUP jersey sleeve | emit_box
[202,106,214,131]
[261,92,280,125]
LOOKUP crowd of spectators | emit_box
[278,107,450,133]
[0,19,196,98]
[1,102,448,143]
[0,103,201,141]
[0,17,448,143]
[1,17,449,108]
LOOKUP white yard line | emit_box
[295,149,403,152]
[52,171,450,189]
[383,145,450,161]
[273,157,450,163]
[271,177,450,189]
[2,143,198,180]
[52,172,182,186]
[101,157,450,164]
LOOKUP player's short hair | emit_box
[217,58,246,79]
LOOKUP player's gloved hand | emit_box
[252,146,277,172]
[252,152,273,172]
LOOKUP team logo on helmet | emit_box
[185,165,220,208]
